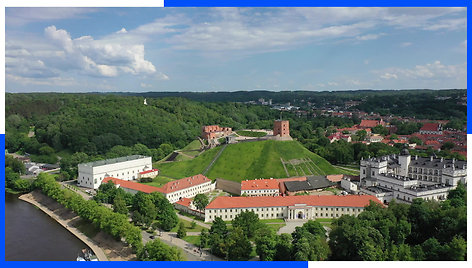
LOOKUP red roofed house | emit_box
[138,168,159,179]
[241,178,280,196]
[104,174,214,203]
[419,123,443,135]
[103,177,163,194]
[359,119,385,129]
[174,197,205,218]
[160,174,214,203]
[204,195,382,222]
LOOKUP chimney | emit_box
[415,155,418,160]
[430,156,433,161]
[441,157,444,162]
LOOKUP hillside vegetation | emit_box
[156,140,345,182]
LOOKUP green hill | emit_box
[155,140,348,182]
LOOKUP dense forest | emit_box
[5,91,465,181]
[117,89,466,121]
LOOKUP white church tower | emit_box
[144,98,148,105]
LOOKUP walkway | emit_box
[177,214,211,229]
[202,144,227,175]
[141,230,222,261]
[19,193,108,261]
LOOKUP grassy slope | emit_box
[207,140,342,182]
[156,140,344,182]
[156,147,219,178]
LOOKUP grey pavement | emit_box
[141,230,223,261]
[277,220,306,234]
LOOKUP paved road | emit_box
[141,230,222,261]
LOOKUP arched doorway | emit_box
[298,211,303,219]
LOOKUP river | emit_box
[5,192,89,261]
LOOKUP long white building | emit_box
[204,195,381,223]
[78,155,152,189]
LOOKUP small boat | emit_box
[77,248,98,261]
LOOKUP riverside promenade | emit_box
[19,193,108,261]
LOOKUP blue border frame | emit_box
[2,0,470,266]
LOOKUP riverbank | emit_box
[19,191,135,261]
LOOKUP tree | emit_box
[193,194,209,211]
[232,211,263,239]
[150,192,179,231]
[113,193,129,215]
[441,142,455,151]
[5,155,26,174]
[355,130,367,141]
[255,226,278,261]
[137,239,186,261]
[275,233,293,261]
[226,227,252,260]
[177,222,187,238]
[209,217,228,236]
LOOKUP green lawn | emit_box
[206,140,343,182]
[156,140,343,182]
[181,140,202,151]
[156,147,220,178]
[236,130,267,137]
[175,153,192,162]
[141,175,174,187]
[182,235,201,246]
[267,223,285,232]
[259,218,285,223]
[170,218,207,233]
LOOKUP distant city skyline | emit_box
[5,7,467,93]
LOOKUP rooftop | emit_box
[284,176,334,192]
[160,174,211,194]
[241,179,280,190]
[103,177,163,194]
[206,195,382,209]
[420,123,441,132]
[139,168,159,175]
[79,155,150,168]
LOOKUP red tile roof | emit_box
[420,123,440,132]
[175,197,192,207]
[206,195,382,209]
[139,168,159,175]
[241,179,280,190]
[160,174,210,194]
[103,177,163,194]
[326,174,343,183]
[360,120,382,128]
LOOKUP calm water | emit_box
[5,192,89,261]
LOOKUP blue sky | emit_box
[5,7,467,92]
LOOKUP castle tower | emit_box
[398,148,411,177]
[273,120,290,137]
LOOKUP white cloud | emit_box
[6,7,97,26]
[140,82,153,88]
[356,34,381,41]
[116,28,127,34]
[400,42,412,47]
[377,61,466,80]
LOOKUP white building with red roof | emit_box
[103,174,214,203]
[240,178,280,196]
[159,174,214,203]
[138,168,159,179]
[359,119,385,129]
[103,177,163,195]
[419,123,443,135]
[78,155,152,189]
[204,195,382,222]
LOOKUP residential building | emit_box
[204,195,382,222]
[419,123,443,135]
[359,119,385,129]
[78,155,152,189]
[103,173,215,203]
[159,174,214,203]
[241,178,280,196]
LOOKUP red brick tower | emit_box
[273,120,290,137]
